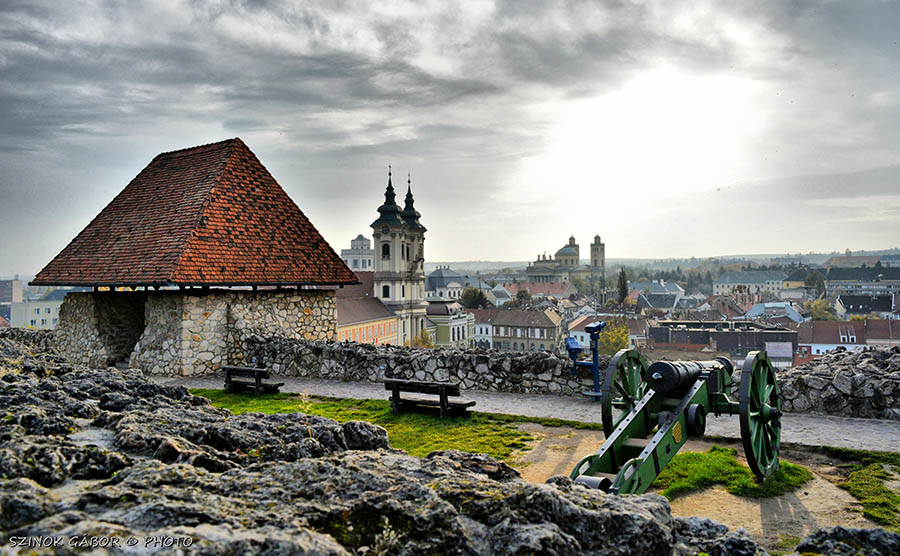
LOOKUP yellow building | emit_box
[336,271,400,345]
[337,303,399,345]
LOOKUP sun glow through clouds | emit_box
[527,67,768,205]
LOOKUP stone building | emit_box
[372,170,427,345]
[340,234,374,271]
[31,138,357,375]
[525,235,605,283]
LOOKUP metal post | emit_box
[591,330,601,395]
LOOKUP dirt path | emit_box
[510,424,882,551]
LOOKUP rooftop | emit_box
[32,138,357,287]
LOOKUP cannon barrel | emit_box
[646,357,733,395]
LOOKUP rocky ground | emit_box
[1,330,899,555]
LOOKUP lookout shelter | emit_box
[31,138,357,375]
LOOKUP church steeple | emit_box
[372,164,404,228]
[401,173,426,231]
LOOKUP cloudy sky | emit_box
[2,0,899,276]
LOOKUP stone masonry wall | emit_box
[775,345,900,420]
[239,334,598,395]
[55,292,146,368]
[132,289,336,376]
[55,289,336,376]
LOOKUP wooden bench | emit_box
[223,366,284,395]
[384,378,476,418]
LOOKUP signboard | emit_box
[765,342,793,359]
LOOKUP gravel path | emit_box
[154,374,900,453]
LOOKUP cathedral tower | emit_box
[372,167,427,345]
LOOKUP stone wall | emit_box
[776,346,900,420]
[239,334,599,395]
[55,292,146,368]
[56,289,337,376]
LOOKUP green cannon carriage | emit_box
[566,325,782,494]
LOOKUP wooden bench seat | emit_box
[223,365,283,395]
[384,378,475,418]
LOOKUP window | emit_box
[52,318,57,325]
[513,342,518,350]
[30,319,36,326]
[382,285,390,298]
[34,308,40,315]
[45,307,51,314]
[40,319,46,325]
[352,259,359,268]
[402,285,406,297]
[382,243,390,259]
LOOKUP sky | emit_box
[2,0,900,276]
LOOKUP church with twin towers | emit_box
[369,167,427,346]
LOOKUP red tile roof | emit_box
[32,138,357,287]
[337,297,396,327]
[335,272,375,298]
[800,321,867,345]
[0,315,9,328]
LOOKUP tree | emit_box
[408,329,435,348]
[516,289,532,303]
[617,267,628,304]
[804,270,826,298]
[596,320,630,356]
[805,299,838,321]
[459,287,490,309]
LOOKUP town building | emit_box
[30,138,357,375]
[488,308,563,352]
[490,285,513,307]
[823,255,882,268]
[525,235,605,283]
[864,319,900,347]
[340,234,375,271]
[371,170,427,346]
[881,254,900,268]
[468,308,496,348]
[742,301,808,324]
[8,289,76,329]
[782,269,809,289]
[825,267,900,297]
[0,279,23,304]
[425,267,494,302]
[335,272,399,345]
[648,321,798,368]
[501,281,578,300]
[426,297,475,348]
[796,321,866,362]
[835,294,898,319]
[712,271,787,297]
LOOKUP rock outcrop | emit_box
[776,346,900,420]
[1,329,897,555]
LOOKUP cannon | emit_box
[567,342,782,494]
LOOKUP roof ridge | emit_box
[155,137,241,158]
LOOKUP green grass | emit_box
[652,445,812,499]
[819,446,900,531]
[193,389,534,461]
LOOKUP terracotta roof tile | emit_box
[32,138,357,286]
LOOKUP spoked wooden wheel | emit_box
[739,351,782,480]
[601,349,650,436]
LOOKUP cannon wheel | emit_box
[739,351,781,480]
[601,349,650,437]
